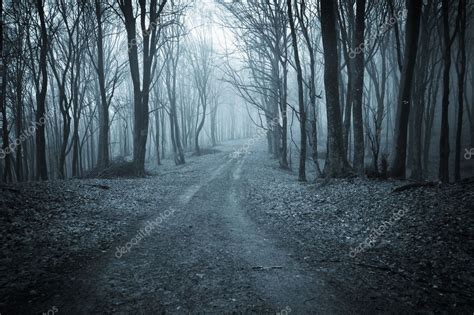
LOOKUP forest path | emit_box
[43,142,343,314]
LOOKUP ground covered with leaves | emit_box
[0,156,214,314]
[1,141,473,314]
[243,151,474,313]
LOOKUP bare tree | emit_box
[189,32,214,156]
[35,0,49,180]
[351,0,366,174]
[439,0,458,182]
[117,0,168,175]
[455,0,467,181]
[320,0,351,177]
[287,0,306,181]
[390,0,422,179]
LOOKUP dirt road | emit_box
[31,146,347,314]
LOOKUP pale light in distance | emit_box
[186,0,236,53]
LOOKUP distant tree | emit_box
[189,32,214,156]
[162,20,186,165]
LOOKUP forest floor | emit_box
[1,140,473,314]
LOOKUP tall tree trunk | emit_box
[288,0,306,181]
[410,7,432,180]
[14,53,24,181]
[155,109,161,165]
[71,49,82,178]
[454,0,466,182]
[160,108,166,160]
[339,1,355,157]
[320,0,351,177]
[470,62,474,147]
[297,0,322,176]
[423,62,442,173]
[35,0,49,180]
[1,59,12,182]
[351,0,366,174]
[195,94,206,156]
[1,0,13,182]
[210,100,217,147]
[279,42,289,169]
[118,0,167,175]
[390,0,422,179]
[439,0,454,182]
[95,0,110,168]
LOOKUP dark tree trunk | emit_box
[14,46,25,181]
[390,0,422,179]
[320,0,351,177]
[1,58,12,182]
[297,0,322,176]
[35,0,49,180]
[118,0,167,175]
[287,0,306,181]
[439,0,454,182]
[351,0,366,174]
[423,62,442,173]
[455,0,466,182]
[71,48,83,178]
[470,62,474,147]
[155,110,161,165]
[160,107,166,160]
[1,0,13,182]
[195,95,206,156]
[410,6,432,180]
[95,0,109,168]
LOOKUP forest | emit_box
[0,0,473,313]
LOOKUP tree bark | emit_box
[390,0,422,179]
[320,0,351,177]
[351,0,366,174]
[410,5,432,180]
[287,0,306,181]
[118,0,167,175]
[95,0,110,168]
[454,0,466,182]
[35,0,49,180]
[439,0,454,182]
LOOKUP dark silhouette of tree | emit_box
[320,0,351,177]
[390,0,422,179]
